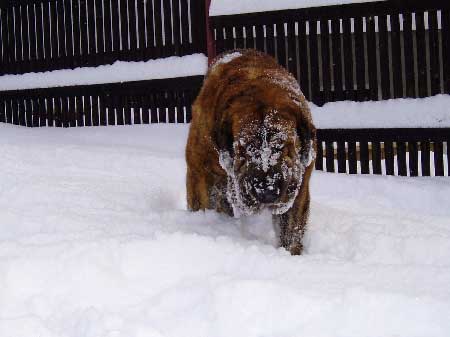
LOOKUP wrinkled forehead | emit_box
[236,113,297,146]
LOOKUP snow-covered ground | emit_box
[1,123,450,337]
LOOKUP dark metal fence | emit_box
[317,128,449,176]
[0,0,206,75]
[0,75,203,126]
[211,0,450,105]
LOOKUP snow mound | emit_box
[0,123,449,337]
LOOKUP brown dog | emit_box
[186,49,316,255]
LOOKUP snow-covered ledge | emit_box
[0,54,208,92]
[311,95,450,129]
[210,0,387,16]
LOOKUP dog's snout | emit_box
[255,187,280,203]
[250,173,283,204]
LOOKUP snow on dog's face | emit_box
[218,111,315,217]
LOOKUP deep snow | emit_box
[1,123,450,337]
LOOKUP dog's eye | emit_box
[224,129,234,153]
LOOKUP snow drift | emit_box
[0,124,449,337]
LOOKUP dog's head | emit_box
[216,103,316,217]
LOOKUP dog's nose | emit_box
[256,188,280,203]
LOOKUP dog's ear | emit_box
[214,119,234,154]
[297,119,316,164]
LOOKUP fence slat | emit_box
[415,11,428,98]
[372,141,382,174]
[276,22,286,68]
[403,13,415,98]
[266,23,275,56]
[298,20,310,100]
[442,9,450,93]
[408,141,419,176]
[331,18,344,101]
[127,0,138,60]
[309,20,321,105]
[320,19,331,103]
[428,10,441,95]
[325,141,335,172]
[384,141,394,175]
[420,141,431,176]
[397,142,407,176]
[179,0,189,55]
[366,15,378,100]
[378,15,390,99]
[235,25,244,49]
[342,17,354,100]
[337,140,346,173]
[163,0,175,56]
[434,142,444,176]
[76,95,84,127]
[360,141,370,173]
[390,12,403,98]
[354,16,366,101]
[20,5,30,73]
[65,0,75,67]
[244,25,255,50]
[171,0,181,55]
[315,140,324,171]
[95,0,105,59]
[255,24,264,52]
[348,141,357,174]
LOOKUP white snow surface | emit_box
[210,0,387,16]
[311,94,450,128]
[0,54,208,91]
[1,123,450,337]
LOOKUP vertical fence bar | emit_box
[336,141,346,173]
[442,9,450,93]
[415,11,428,98]
[403,12,415,98]
[331,17,344,101]
[366,15,378,100]
[354,16,366,101]
[360,141,370,174]
[391,12,403,98]
[320,19,331,103]
[384,141,394,175]
[348,141,357,174]
[315,140,324,171]
[127,0,137,60]
[397,142,407,176]
[372,141,382,174]
[378,15,390,99]
[434,142,444,176]
[309,20,321,105]
[428,10,440,95]
[172,0,181,56]
[342,17,354,100]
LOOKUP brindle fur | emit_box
[186,49,316,255]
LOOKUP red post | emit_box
[205,0,216,65]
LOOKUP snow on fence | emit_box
[0,0,206,75]
[210,0,450,106]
